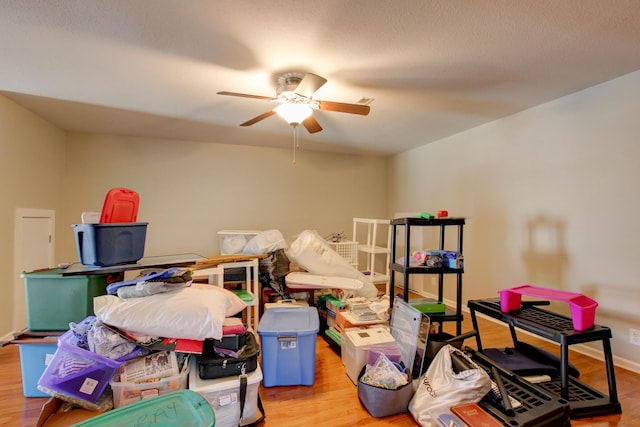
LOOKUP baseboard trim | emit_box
[1,331,15,346]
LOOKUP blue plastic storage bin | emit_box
[257,307,319,387]
[12,332,63,397]
[73,222,147,266]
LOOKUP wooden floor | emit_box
[1,314,639,426]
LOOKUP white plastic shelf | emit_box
[352,218,391,292]
[191,258,260,330]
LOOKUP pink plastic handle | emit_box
[498,285,598,331]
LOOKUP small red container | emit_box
[100,188,139,223]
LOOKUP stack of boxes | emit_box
[14,188,144,402]
[15,268,120,398]
[189,359,263,426]
[189,324,264,426]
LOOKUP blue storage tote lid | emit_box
[257,307,319,335]
[70,390,214,427]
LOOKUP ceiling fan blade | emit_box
[302,116,323,134]
[316,100,370,116]
[217,91,275,101]
[240,110,276,126]
[294,73,328,98]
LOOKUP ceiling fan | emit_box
[217,72,371,134]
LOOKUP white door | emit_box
[13,208,55,331]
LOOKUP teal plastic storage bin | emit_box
[21,268,118,331]
[71,390,215,427]
[12,332,63,397]
[73,222,148,266]
[257,306,319,387]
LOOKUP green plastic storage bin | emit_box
[21,268,119,331]
[71,390,215,427]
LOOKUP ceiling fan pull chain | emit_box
[292,126,297,164]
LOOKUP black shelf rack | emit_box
[389,217,465,335]
[468,298,622,419]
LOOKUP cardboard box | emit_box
[36,398,96,427]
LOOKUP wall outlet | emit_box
[630,328,640,346]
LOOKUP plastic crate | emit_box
[37,329,123,404]
[73,222,148,266]
[21,268,118,331]
[257,307,319,387]
[327,240,359,268]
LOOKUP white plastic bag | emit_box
[286,230,377,297]
[243,229,288,254]
[408,345,491,426]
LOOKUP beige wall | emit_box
[0,95,67,334]
[389,70,640,369]
[56,134,389,261]
[1,98,388,338]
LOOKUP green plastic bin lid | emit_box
[21,268,66,278]
[70,390,214,427]
[21,267,103,278]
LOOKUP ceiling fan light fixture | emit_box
[275,103,312,126]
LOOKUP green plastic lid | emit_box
[71,390,214,427]
[232,289,254,302]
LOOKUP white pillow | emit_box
[94,287,230,340]
[190,282,247,316]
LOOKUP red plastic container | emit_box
[99,188,139,223]
[499,285,598,331]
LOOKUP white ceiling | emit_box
[2,0,640,156]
